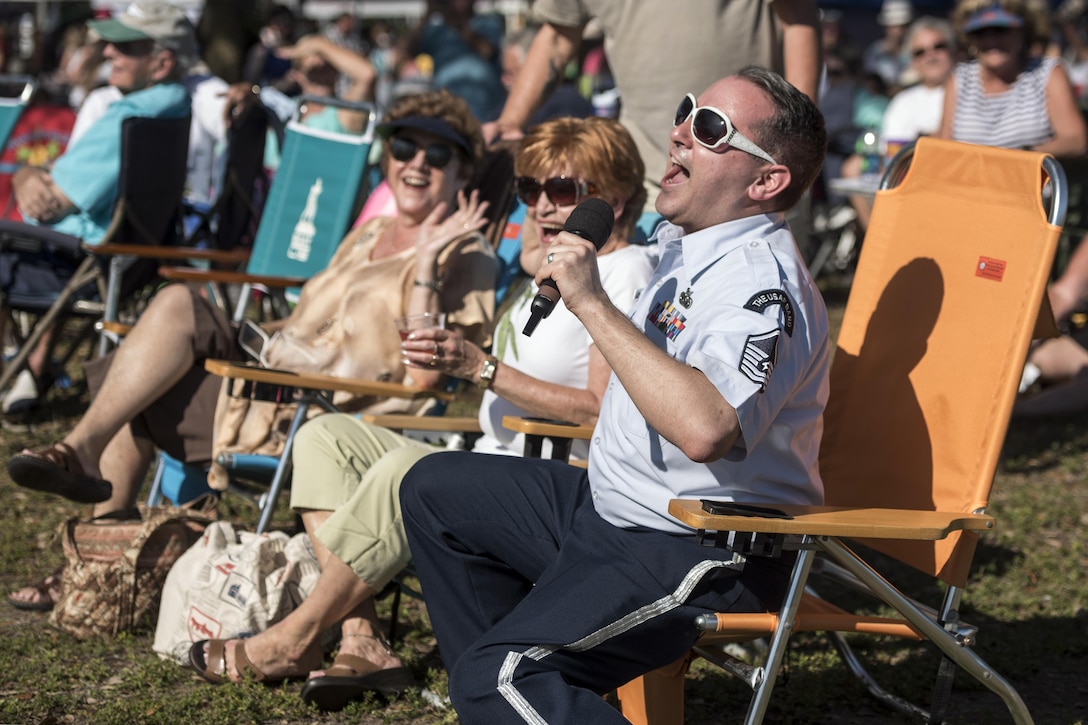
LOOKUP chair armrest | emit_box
[501,416,593,462]
[0,220,82,256]
[205,359,454,402]
[159,266,309,288]
[361,413,482,433]
[501,416,593,440]
[98,320,133,337]
[668,499,995,541]
[88,243,250,265]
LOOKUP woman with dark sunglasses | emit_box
[179,116,654,709]
[836,16,957,237]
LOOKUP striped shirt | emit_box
[951,57,1059,150]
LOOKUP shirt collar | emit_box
[654,212,787,282]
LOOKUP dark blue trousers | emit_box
[400,451,792,724]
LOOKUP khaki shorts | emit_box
[82,285,243,465]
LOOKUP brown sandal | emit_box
[8,566,63,612]
[301,649,416,711]
[189,639,273,685]
[7,442,112,504]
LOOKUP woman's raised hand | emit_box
[414,189,490,262]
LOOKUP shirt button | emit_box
[748,241,760,248]
[594,436,600,445]
[592,490,599,500]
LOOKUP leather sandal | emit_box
[7,442,112,504]
[189,639,273,685]
[7,566,63,612]
[300,651,416,711]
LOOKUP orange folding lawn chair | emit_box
[511,137,1065,724]
[627,138,1065,724]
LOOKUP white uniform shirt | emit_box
[473,244,656,459]
[590,214,830,534]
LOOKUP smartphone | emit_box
[238,319,270,363]
[699,499,792,519]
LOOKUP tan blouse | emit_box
[262,215,497,410]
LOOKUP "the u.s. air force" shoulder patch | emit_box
[740,330,779,392]
[744,289,795,337]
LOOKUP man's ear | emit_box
[748,165,792,203]
[150,50,177,83]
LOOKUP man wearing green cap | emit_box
[11,0,192,237]
[0,0,193,416]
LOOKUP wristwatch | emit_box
[477,356,498,389]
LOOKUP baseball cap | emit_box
[877,0,915,26]
[377,116,474,156]
[963,5,1024,33]
[88,0,197,63]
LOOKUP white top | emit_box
[880,83,945,147]
[473,244,656,459]
[589,215,831,534]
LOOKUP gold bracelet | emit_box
[414,279,443,293]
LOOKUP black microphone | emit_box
[522,197,614,336]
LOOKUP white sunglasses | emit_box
[674,93,778,165]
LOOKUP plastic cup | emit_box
[394,312,446,341]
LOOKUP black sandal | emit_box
[7,442,112,504]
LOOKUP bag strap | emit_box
[115,508,217,630]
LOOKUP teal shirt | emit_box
[45,83,191,244]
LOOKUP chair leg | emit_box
[254,395,311,534]
[0,255,100,394]
[617,655,690,725]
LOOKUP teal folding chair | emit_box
[145,96,381,515]
[0,75,34,152]
[160,95,380,323]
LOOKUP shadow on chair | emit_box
[640,138,1065,725]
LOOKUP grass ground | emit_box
[1,288,1087,724]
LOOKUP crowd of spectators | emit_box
[4,0,1088,720]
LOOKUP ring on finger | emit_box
[430,353,437,365]
[547,252,555,264]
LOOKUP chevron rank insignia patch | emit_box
[740,330,779,392]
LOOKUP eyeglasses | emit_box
[515,176,598,207]
[674,93,778,165]
[108,39,156,57]
[911,41,950,58]
[389,135,456,169]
